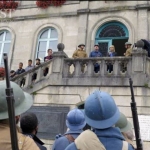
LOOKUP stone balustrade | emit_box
[11,41,150,90]
[11,59,53,88]
[63,57,132,77]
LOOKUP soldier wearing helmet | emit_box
[65,90,134,150]
[0,81,40,150]
[72,44,87,59]
[72,44,88,73]
[52,108,86,150]
[124,42,132,56]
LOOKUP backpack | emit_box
[75,130,130,150]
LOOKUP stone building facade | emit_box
[0,1,150,70]
[1,1,150,149]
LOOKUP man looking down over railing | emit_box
[72,44,88,73]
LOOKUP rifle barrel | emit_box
[129,78,143,150]
[3,53,19,150]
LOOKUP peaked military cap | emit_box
[78,44,85,47]
[125,42,132,45]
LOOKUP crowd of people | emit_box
[8,42,132,84]
[10,49,53,79]
[72,42,132,73]
[0,80,136,150]
[9,49,53,86]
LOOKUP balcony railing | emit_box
[63,57,132,78]
[11,59,53,88]
[11,42,150,89]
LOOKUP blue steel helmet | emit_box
[84,90,120,129]
[66,108,86,131]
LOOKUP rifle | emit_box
[3,53,19,150]
[129,78,143,150]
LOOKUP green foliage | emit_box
[32,91,37,95]
[144,83,150,88]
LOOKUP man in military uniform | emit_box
[124,42,132,57]
[72,44,88,58]
[65,90,134,150]
[72,44,88,73]
[0,81,40,150]
[122,42,132,72]
[20,112,47,150]
[52,108,86,150]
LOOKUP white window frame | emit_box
[36,28,58,61]
[0,31,11,66]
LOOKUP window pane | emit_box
[38,41,47,52]
[50,29,58,38]
[1,58,4,65]
[37,41,47,60]
[37,51,45,62]
[5,32,11,41]
[49,40,58,51]
[40,29,48,39]
[3,43,11,53]
[0,32,4,41]
[0,43,2,53]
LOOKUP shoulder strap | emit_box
[65,134,75,142]
[122,141,128,150]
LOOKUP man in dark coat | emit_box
[20,112,47,150]
[89,44,102,73]
[44,49,53,76]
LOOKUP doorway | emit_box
[112,39,128,56]
[98,39,112,56]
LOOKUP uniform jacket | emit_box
[94,127,134,150]
[65,130,106,150]
[125,48,132,57]
[89,51,102,57]
[52,130,83,150]
[0,120,40,150]
[65,127,134,150]
[23,133,47,150]
[72,49,88,58]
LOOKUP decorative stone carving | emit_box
[57,43,65,51]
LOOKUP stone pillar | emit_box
[77,1,89,47]
[131,40,148,85]
[137,3,148,39]
[52,43,68,74]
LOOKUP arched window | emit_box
[96,22,128,38]
[95,22,129,56]
[36,28,58,61]
[0,30,11,66]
